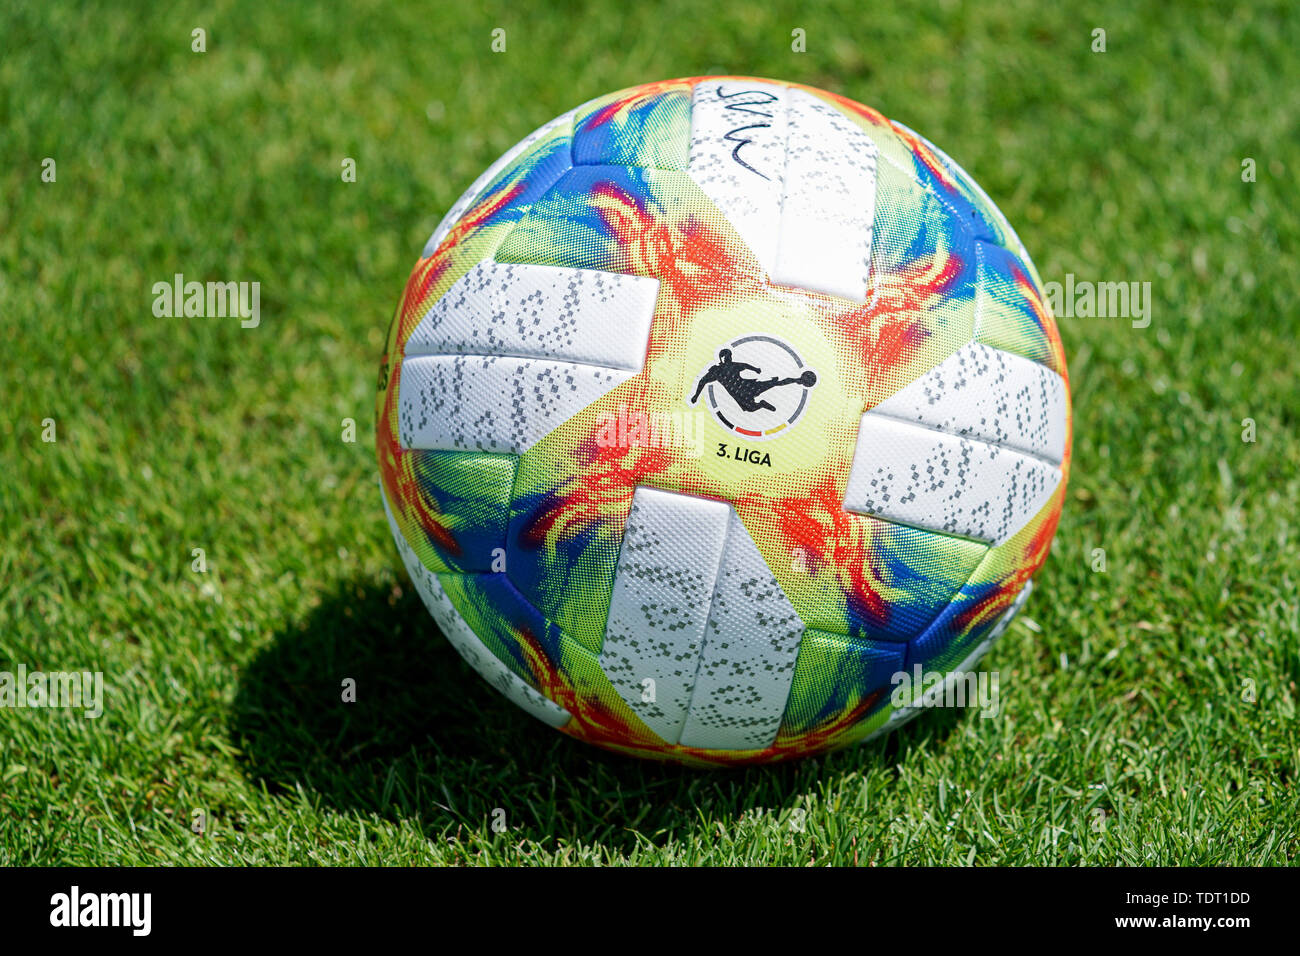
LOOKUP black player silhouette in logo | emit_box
[689,348,818,412]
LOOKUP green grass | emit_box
[2,0,1297,865]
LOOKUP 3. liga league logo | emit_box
[689,334,818,440]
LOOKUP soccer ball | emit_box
[376,77,1070,766]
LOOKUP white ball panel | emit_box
[844,415,1062,545]
[770,89,877,302]
[405,261,658,371]
[687,80,789,276]
[678,510,803,751]
[598,487,731,745]
[398,354,632,454]
[868,342,1068,464]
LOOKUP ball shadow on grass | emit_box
[231,575,964,853]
